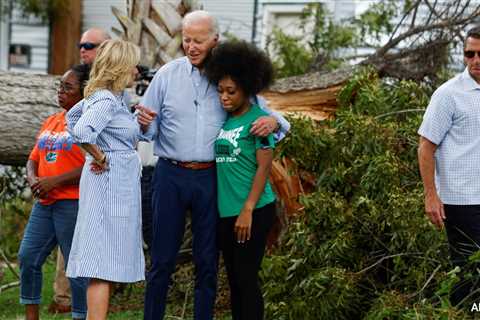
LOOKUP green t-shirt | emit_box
[215,105,276,218]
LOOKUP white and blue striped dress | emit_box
[66,89,145,283]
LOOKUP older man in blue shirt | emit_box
[138,10,289,320]
[418,27,480,306]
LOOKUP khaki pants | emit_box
[53,248,71,306]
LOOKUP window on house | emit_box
[9,44,31,67]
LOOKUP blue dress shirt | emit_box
[141,56,290,162]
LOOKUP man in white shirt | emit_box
[418,27,480,305]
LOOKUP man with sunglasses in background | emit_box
[48,27,111,315]
[78,27,111,64]
[418,27,480,307]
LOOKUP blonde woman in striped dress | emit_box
[66,39,156,320]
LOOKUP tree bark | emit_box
[0,71,59,166]
[262,67,355,120]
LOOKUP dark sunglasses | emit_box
[464,50,480,58]
[77,42,99,50]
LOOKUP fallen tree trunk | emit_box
[0,72,59,166]
[262,67,355,120]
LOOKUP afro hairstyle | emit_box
[205,40,273,97]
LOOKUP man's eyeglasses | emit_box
[77,42,99,50]
[464,50,480,59]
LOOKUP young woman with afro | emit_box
[205,40,277,320]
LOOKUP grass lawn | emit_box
[0,257,232,320]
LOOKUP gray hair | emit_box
[83,27,111,42]
[183,10,219,36]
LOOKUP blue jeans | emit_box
[18,200,88,319]
[144,159,218,320]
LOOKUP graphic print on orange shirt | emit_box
[37,131,75,163]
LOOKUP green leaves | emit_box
[267,3,357,77]
[269,29,314,78]
[267,1,413,78]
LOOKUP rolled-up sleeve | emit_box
[71,97,116,144]
[418,89,455,145]
[256,95,290,142]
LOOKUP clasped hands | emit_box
[29,176,58,199]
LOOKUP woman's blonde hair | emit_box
[84,39,140,98]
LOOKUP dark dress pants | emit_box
[444,204,480,306]
[141,165,155,255]
[144,159,218,320]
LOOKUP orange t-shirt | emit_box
[29,111,85,205]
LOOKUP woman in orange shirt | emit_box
[18,64,90,320]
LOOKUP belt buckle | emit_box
[185,162,195,169]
